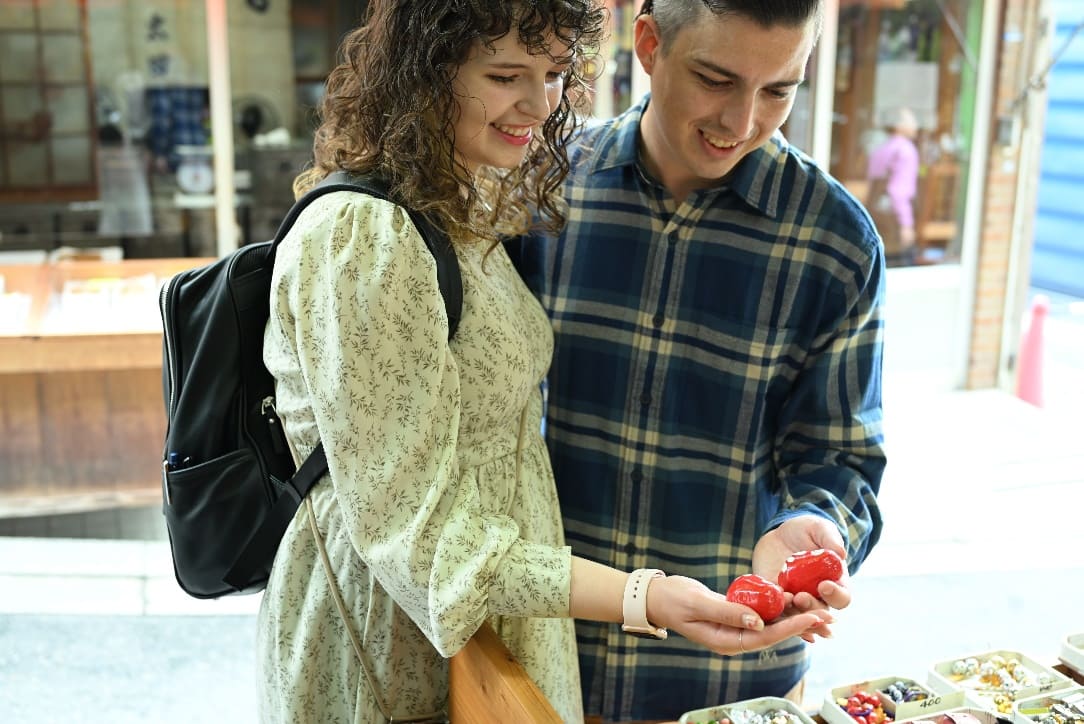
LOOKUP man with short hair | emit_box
[511,0,886,720]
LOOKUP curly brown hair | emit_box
[294,0,607,247]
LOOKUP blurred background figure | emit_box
[866,107,920,266]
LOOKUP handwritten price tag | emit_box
[895,691,964,719]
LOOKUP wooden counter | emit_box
[450,622,563,723]
[0,257,212,517]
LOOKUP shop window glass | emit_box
[38,1,80,30]
[0,3,95,201]
[832,0,980,267]
[50,86,91,135]
[0,33,39,83]
[5,143,48,186]
[0,0,375,260]
[42,34,85,84]
[0,1,34,30]
[1,87,44,129]
[53,137,93,185]
[0,0,364,296]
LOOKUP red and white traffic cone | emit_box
[1016,294,1050,407]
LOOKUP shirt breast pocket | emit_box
[661,315,803,449]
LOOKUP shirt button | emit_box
[652,313,664,328]
[640,392,652,407]
[624,542,637,556]
[630,469,643,483]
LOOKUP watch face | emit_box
[177,160,214,194]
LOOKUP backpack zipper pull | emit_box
[162,457,173,506]
[262,396,288,455]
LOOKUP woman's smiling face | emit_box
[452,33,572,173]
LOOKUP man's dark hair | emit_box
[642,0,823,48]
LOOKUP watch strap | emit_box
[621,568,668,639]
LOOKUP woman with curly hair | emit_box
[258,1,830,721]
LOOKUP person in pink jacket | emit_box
[867,107,920,264]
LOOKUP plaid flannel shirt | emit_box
[511,96,887,721]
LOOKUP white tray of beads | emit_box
[894,707,1003,724]
[680,695,817,724]
[1011,685,1084,724]
[1058,634,1084,677]
[821,675,965,724]
[928,650,1076,715]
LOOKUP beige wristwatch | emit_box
[621,568,668,639]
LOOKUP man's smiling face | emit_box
[634,10,816,200]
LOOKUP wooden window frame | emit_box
[0,0,97,203]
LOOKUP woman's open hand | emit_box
[646,574,832,655]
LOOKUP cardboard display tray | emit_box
[821,675,965,724]
[1011,685,1084,724]
[895,706,1005,724]
[1059,635,1084,679]
[681,696,819,724]
[928,650,1075,715]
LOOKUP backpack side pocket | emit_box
[163,448,273,598]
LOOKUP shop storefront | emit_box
[0,1,1051,519]
[0,1,366,256]
[824,0,1000,392]
[0,0,364,517]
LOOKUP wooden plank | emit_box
[449,622,563,723]
[0,372,43,499]
[0,368,164,516]
[1055,662,1084,686]
[0,333,164,373]
[0,488,161,519]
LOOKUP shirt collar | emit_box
[588,94,790,219]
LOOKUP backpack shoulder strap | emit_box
[271,170,462,339]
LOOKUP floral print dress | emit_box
[257,192,583,723]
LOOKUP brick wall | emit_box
[966,0,1049,389]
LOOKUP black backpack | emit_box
[158,172,462,599]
